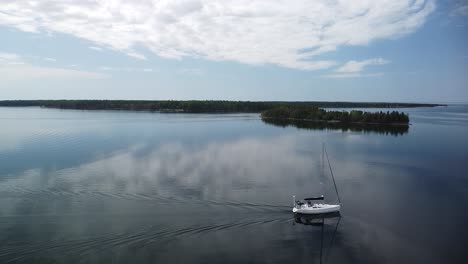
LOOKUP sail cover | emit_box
[304,196,324,201]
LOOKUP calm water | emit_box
[0,106,467,264]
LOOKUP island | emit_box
[0,100,445,113]
[260,106,409,124]
[0,100,435,135]
[260,106,410,135]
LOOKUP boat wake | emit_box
[0,216,291,263]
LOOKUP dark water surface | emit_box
[0,106,467,263]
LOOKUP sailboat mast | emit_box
[324,145,341,204]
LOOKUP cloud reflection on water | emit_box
[0,135,323,212]
[1,106,468,263]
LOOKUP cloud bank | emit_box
[451,2,468,16]
[0,0,435,70]
[0,51,108,80]
[336,58,390,73]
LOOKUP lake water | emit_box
[0,105,467,264]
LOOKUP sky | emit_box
[0,0,467,102]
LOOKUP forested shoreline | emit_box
[0,100,444,113]
[261,106,410,124]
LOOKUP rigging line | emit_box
[324,145,341,204]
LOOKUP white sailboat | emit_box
[292,144,341,215]
[292,196,341,214]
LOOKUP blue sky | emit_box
[0,0,467,102]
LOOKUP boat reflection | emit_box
[263,118,409,136]
[293,211,341,226]
[293,212,341,264]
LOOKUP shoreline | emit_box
[260,117,410,126]
[0,100,446,114]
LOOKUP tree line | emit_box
[261,106,409,124]
[0,100,443,113]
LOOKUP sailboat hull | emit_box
[293,204,340,214]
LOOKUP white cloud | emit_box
[0,65,108,80]
[99,66,113,71]
[179,67,203,75]
[91,48,147,59]
[0,51,105,80]
[451,3,468,16]
[335,58,390,73]
[0,62,107,80]
[0,0,435,70]
[44,57,57,62]
[322,72,384,79]
[89,46,103,51]
[0,52,20,61]
[98,66,154,72]
[126,52,146,60]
